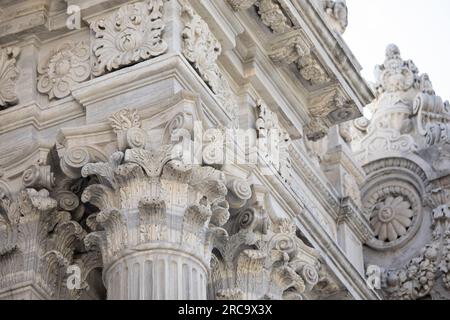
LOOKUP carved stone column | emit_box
[80,111,230,300]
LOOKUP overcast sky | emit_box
[343,0,450,101]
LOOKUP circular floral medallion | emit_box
[370,196,413,242]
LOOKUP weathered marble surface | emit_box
[0,0,448,301]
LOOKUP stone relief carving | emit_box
[0,165,85,299]
[210,186,326,300]
[181,1,238,123]
[352,45,442,163]
[305,89,356,141]
[256,0,292,33]
[0,46,20,108]
[91,0,168,76]
[37,41,90,99]
[256,101,292,185]
[381,188,450,300]
[323,0,348,34]
[363,179,422,250]
[269,31,330,87]
[79,109,230,268]
[227,0,292,34]
[370,196,414,243]
[109,108,149,150]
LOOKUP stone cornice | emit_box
[282,0,375,108]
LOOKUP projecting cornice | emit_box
[226,0,374,140]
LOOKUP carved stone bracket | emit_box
[269,31,330,87]
[210,186,324,300]
[37,41,90,100]
[0,183,85,298]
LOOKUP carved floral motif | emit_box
[91,0,168,76]
[37,42,90,99]
[370,196,413,243]
[0,46,20,108]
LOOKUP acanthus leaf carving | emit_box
[91,0,168,77]
[210,186,323,300]
[181,1,238,123]
[256,0,292,34]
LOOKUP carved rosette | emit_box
[181,1,238,122]
[0,46,20,108]
[364,181,421,250]
[91,0,168,76]
[37,41,90,99]
[381,188,450,300]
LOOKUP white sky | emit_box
[343,0,450,101]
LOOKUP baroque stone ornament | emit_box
[256,0,292,33]
[256,101,292,185]
[37,41,90,99]
[79,110,231,299]
[370,196,413,243]
[269,31,330,87]
[374,44,423,95]
[0,183,85,299]
[0,46,20,108]
[181,1,238,123]
[381,188,450,300]
[209,186,328,300]
[91,0,168,76]
[109,108,148,150]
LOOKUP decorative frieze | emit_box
[0,46,20,108]
[37,42,90,100]
[181,1,238,123]
[91,0,168,76]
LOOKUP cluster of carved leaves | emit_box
[37,42,90,99]
[0,47,20,108]
[91,0,168,76]
[181,1,238,122]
